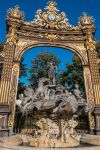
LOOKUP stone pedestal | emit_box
[94,105,100,135]
[0,104,9,130]
[90,129,95,135]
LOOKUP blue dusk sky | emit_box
[0,0,100,84]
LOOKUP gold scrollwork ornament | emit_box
[85,31,96,51]
[6,25,18,47]
[89,114,95,129]
[8,115,13,127]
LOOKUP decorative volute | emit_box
[7,5,24,20]
[30,1,73,30]
[6,1,95,32]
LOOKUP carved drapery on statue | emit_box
[0,1,100,134]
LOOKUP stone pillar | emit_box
[0,25,17,104]
[0,44,15,104]
[85,30,100,134]
[0,25,18,129]
[83,65,95,133]
[87,47,100,105]
[8,63,20,128]
[94,105,100,135]
[78,12,100,134]
[88,48,100,134]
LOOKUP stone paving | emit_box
[0,143,100,150]
[0,133,100,150]
[1,147,100,150]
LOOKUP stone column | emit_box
[8,63,20,128]
[88,48,100,134]
[85,30,100,134]
[0,44,15,104]
[83,65,95,133]
[94,105,100,135]
[78,12,100,134]
[0,25,18,129]
[0,25,17,104]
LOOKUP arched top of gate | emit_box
[6,1,96,66]
[6,1,95,32]
[15,41,88,65]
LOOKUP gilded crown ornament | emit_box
[78,12,94,26]
[7,5,24,20]
[32,1,72,30]
[46,1,58,14]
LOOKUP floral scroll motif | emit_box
[28,1,73,30]
[8,64,19,127]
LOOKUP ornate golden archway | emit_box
[0,2,100,134]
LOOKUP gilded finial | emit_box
[78,12,94,26]
[7,5,24,20]
[47,1,57,7]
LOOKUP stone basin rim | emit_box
[0,142,100,150]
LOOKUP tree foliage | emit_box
[96,42,100,58]
[0,43,4,52]
[29,52,60,89]
[59,54,84,92]
[0,41,99,95]
[17,57,27,95]
[59,42,100,93]
[19,57,27,78]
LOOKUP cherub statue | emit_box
[57,12,72,29]
[63,118,80,142]
[35,9,42,19]
[33,9,46,27]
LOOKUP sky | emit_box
[0,0,100,42]
[0,0,100,84]
[20,47,74,84]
